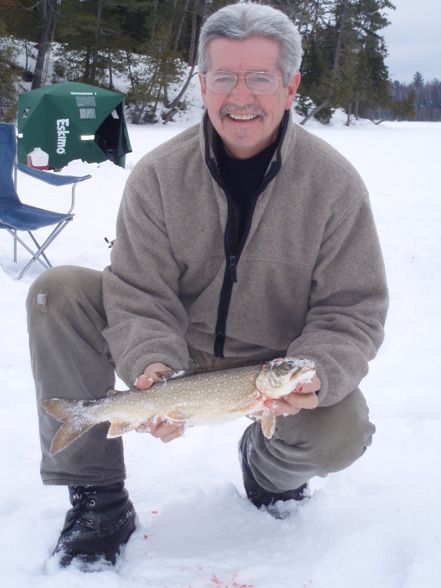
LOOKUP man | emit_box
[26,2,388,568]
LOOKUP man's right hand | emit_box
[135,363,186,443]
[135,362,171,390]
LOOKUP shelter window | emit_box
[76,96,97,119]
[21,107,31,119]
[110,109,120,119]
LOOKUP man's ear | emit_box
[285,72,301,110]
[199,72,208,108]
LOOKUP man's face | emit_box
[199,36,301,160]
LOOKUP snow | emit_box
[1,94,441,587]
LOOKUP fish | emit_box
[41,358,316,455]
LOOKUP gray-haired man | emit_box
[27,2,388,568]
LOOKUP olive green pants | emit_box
[27,266,375,492]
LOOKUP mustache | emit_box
[219,104,266,118]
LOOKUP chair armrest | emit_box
[16,163,91,186]
[16,163,92,215]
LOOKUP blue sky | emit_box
[383,0,441,82]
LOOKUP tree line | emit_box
[0,0,438,124]
[386,73,441,122]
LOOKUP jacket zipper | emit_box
[204,115,285,357]
[206,158,237,357]
[208,157,280,358]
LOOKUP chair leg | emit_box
[13,229,18,263]
[6,219,72,279]
[28,231,52,267]
[7,229,51,271]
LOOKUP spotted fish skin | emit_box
[41,358,316,455]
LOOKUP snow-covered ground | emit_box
[1,98,440,587]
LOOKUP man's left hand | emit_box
[264,357,321,416]
[266,375,320,416]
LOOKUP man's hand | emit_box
[135,362,171,390]
[135,363,186,443]
[264,357,321,416]
[266,374,320,416]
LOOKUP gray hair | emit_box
[197,2,302,82]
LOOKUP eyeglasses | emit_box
[203,71,286,95]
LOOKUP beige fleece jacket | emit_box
[102,112,388,406]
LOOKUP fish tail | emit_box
[41,398,95,455]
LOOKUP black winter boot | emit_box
[239,426,307,515]
[53,482,136,567]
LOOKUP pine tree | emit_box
[412,71,424,87]
[0,21,20,121]
[299,0,395,123]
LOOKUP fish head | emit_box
[255,358,316,399]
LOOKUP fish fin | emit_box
[41,398,95,455]
[260,410,276,439]
[41,398,79,422]
[106,389,122,397]
[107,421,138,437]
[165,408,188,422]
[50,421,94,455]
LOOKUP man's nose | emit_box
[230,76,253,100]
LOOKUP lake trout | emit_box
[41,358,316,455]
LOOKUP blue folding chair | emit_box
[0,123,91,279]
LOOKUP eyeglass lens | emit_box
[205,72,281,94]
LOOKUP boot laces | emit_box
[68,485,98,527]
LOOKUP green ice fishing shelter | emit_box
[17,81,132,169]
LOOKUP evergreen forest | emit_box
[1,0,440,124]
